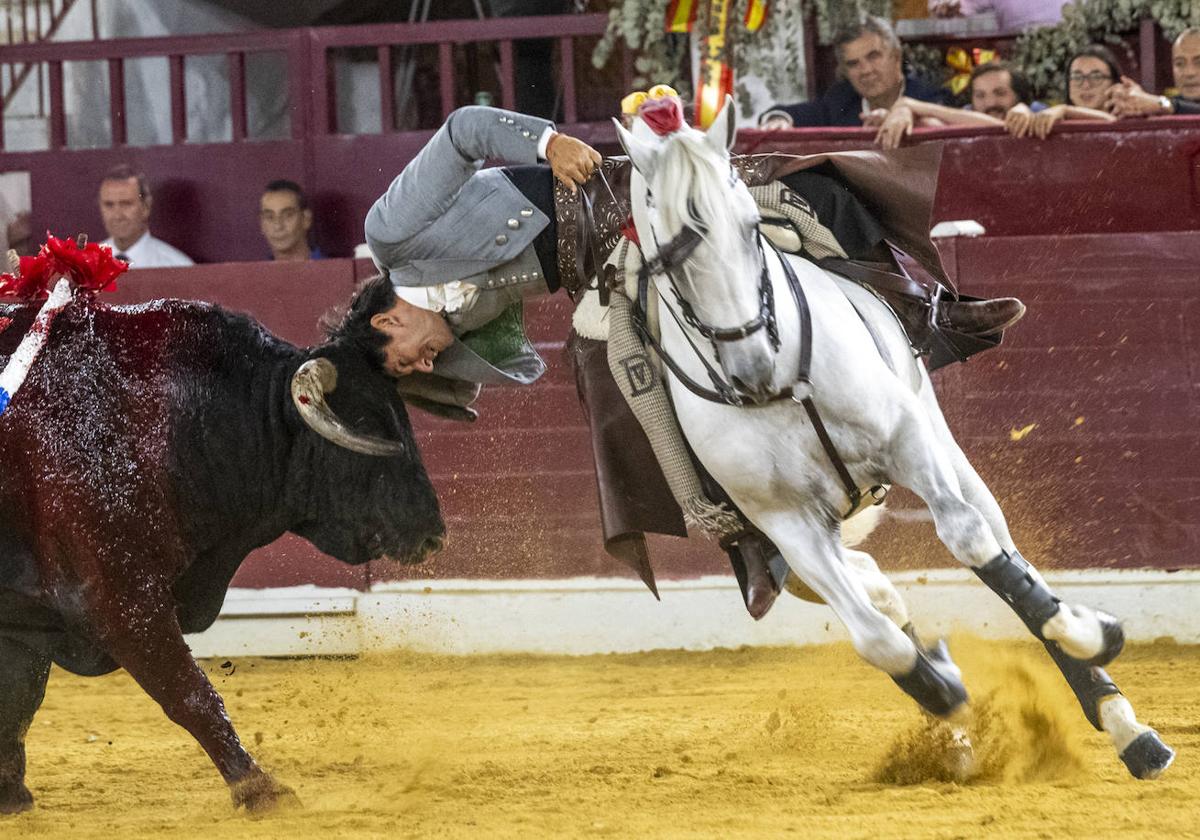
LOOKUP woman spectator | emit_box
[1005,44,1118,138]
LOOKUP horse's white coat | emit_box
[614,100,1155,764]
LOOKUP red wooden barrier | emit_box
[96,228,1200,592]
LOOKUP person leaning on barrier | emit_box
[1005,44,1119,139]
[758,15,950,129]
[97,164,194,269]
[1104,28,1200,118]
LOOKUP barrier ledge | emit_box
[184,569,1200,658]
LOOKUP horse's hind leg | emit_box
[0,636,51,814]
[757,514,966,720]
[891,389,1175,778]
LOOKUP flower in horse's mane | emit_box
[637,96,685,137]
[0,234,127,299]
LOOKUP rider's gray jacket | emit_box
[364,105,555,385]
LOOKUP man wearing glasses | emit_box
[259,180,325,262]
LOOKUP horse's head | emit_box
[615,97,778,403]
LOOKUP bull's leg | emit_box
[0,636,51,815]
[92,606,299,811]
[893,385,1175,779]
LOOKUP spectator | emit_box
[1105,28,1200,117]
[864,61,1040,149]
[928,0,1069,34]
[259,180,324,261]
[1005,44,1118,138]
[98,164,193,269]
[970,61,1040,117]
[758,15,949,129]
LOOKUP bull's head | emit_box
[287,344,444,567]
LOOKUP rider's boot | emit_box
[939,297,1026,337]
[724,532,789,620]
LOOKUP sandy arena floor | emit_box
[6,638,1198,839]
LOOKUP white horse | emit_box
[613,98,1175,780]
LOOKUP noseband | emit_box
[633,184,785,408]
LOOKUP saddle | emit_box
[554,154,1007,371]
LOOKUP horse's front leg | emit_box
[891,394,1175,779]
[89,591,299,811]
[755,511,969,726]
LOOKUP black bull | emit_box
[0,294,444,813]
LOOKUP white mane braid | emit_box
[648,127,758,264]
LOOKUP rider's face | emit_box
[370,296,455,377]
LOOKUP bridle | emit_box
[631,171,795,409]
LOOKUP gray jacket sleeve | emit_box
[364,106,554,260]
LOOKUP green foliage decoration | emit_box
[1012,0,1200,98]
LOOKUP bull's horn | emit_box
[290,358,408,457]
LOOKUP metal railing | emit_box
[2,0,92,115]
[0,12,626,151]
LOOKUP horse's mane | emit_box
[649,128,757,261]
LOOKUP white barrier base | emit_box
[184,569,1200,658]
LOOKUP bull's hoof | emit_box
[0,783,33,815]
[230,773,302,813]
[1085,612,1125,667]
[1119,730,1176,780]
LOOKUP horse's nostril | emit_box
[422,535,445,556]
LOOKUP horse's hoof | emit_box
[0,783,34,815]
[1119,730,1176,780]
[230,774,302,813]
[1085,612,1125,667]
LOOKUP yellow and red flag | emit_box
[665,0,699,33]
[694,0,733,128]
[743,0,768,32]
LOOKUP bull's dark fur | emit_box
[0,284,443,812]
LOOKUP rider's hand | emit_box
[546,132,602,193]
[873,104,914,150]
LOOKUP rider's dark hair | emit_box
[321,274,395,370]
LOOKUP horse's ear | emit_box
[613,118,657,176]
[704,94,737,154]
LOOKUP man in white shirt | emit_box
[98,165,194,269]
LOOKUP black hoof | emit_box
[1119,730,1176,780]
[893,639,968,719]
[1085,612,1125,667]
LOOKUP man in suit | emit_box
[759,15,950,131]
